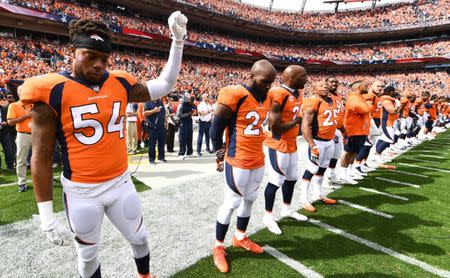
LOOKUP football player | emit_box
[21,12,187,278]
[209,60,276,273]
[262,65,308,235]
[299,81,337,212]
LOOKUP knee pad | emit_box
[122,193,142,221]
[128,219,148,245]
[237,199,254,218]
[244,189,259,203]
[78,243,100,262]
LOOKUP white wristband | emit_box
[37,200,54,229]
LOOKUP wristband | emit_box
[37,200,54,228]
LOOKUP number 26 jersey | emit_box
[20,70,136,183]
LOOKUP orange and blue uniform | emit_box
[400,97,411,119]
[20,70,137,183]
[218,84,272,170]
[304,96,337,141]
[380,96,398,127]
[330,93,344,130]
[344,92,372,137]
[364,91,381,127]
[264,86,302,153]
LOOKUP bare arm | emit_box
[142,107,161,117]
[31,103,57,203]
[7,114,31,126]
[269,102,300,137]
[301,107,316,148]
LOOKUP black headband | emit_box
[72,33,111,54]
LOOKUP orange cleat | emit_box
[302,202,317,212]
[213,245,229,273]
[138,273,156,278]
[232,235,264,254]
[321,197,337,204]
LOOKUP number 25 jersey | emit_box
[20,70,136,183]
[218,85,272,170]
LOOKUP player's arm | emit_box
[301,107,320,162]
[209,104,232,172]
[128,11,187,103]
[353,99,372,115]
[31,103,73,245]
[383,100,398,114]
[142,106,161,117]
[7,113,31,126]
[269,102,300,137]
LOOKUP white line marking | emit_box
[309,219,450,278]
[264,245,324,278]
[399,163,450,174]
[418,154,446,159]
[359,187,409,201]
[420,150,448,154]
[338,200,393,219]
[387,169,429,178]
[375,177,420,188]
[402,157,440,165]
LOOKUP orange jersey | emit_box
[414,98,425,115]
[218,84,272,169]
[364,92,381,119]
[7,101,33,133]
[330,93,344,129]
[400,97,411,118]
[20,70,137,183]
[344,92,372,136]
[380,96,398,127]
[304,96,337,141]
[264,86,302,153]
[426,101,437,120]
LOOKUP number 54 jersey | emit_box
[20,71,137,183]
[218,85,272,170]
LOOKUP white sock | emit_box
[329,167,336,178]
[235,230,246,240]
[340,167,348,179]
[214,241,224,248]
[299,179,310,204]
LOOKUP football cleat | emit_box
[302,202,317,212]
[213,245,228,273]
[138,273,156,278]
[340,176,358,185]
[355,167,368,176]
[328,174,340,184]
[280,206,308,221]
[263,214,282,235]
[232,236,264,254]
[361,164,376,173]
[321,197,337,204]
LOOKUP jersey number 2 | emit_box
[71,102,124,145]
[244,111,269,135]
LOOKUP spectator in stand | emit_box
[196,93,214,156]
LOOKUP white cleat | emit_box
[340,176,358,185]
[280,207,308,221]
[354,167,368,176]
[349,172,364,180]
[263,214,282,235]
[328,175,340,184]
[361,164,376,173]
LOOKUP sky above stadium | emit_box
[242,0,410,12]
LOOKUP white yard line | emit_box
[309,219,450,278]
[399,163,450,174]
[387,169,429,178]
[418,154,446,159]
[338,200,393,219]
[264,245,324,278]
[420,150,448,154]
[0,175,60,187]
[402,157,440,165]
[375,177,420,188]
[358,187,409,201]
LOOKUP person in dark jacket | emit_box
[143,98,167,164]
[176,93,197,158]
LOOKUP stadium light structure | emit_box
[269,0,274,11]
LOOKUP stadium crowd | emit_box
[3,0,449,61]
[183,0,449,30]
[1,36,448,99]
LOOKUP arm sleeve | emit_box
[146,41,183,100]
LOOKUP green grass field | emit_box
[174,131,450,278]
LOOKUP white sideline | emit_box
[264,245,324,278]
[309,219,450,278]
[359,187,409,201]
[387,169,428,178]
[375,177,420,188]
[418,154,446,159]
[402,157,440,165]
[338,200,393,219]
[399,163,450,174]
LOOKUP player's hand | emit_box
[168,11,188,41]
[39,218,74,246]
[394,99,401,108]
[154,107,161,113]
[310,145,320,164]
[216,148,226,172]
